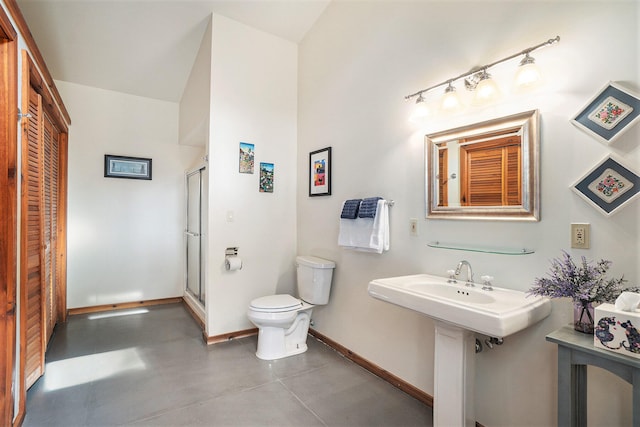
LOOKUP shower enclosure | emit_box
[184,166,205,316]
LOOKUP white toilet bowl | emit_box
[247,294,313,360]
[247,256,335,361]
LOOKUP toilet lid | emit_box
[249,294,303,312]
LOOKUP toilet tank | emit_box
[296,256,335,305]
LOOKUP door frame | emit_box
[0,6,18,426]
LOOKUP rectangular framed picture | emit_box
[239,142,255,174]
[571,82,640,145]
[259,162,274,193]
[309,147,331,196]
[571,155,640,217]
[104,154,152,180]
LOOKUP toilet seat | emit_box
[249,294,302,313]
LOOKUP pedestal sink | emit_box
[368,274,551,427]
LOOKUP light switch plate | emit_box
[409,218,418,236]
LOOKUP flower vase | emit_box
[573,300,595,334]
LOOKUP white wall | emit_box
[179,16,211,148]
[298,2,639,426]
[205,14,298,335]
[60,81,203,308]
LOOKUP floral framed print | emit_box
[572,155,640,217]
[309,147,331,197]
[104,154,152,180]
[571,82,640,145]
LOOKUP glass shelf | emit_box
[427,241,535,255]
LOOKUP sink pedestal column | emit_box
[434,321,475,427]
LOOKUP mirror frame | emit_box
[426,110,540,221]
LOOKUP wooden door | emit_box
[23,85,63,388]
[43,113,60,342]
[437,148,448,207]
[460,136,521,206]
[24,87,45,389]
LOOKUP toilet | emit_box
[247,255,335,360]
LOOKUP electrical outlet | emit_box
[571,223,590,249]
[409,218,418,236]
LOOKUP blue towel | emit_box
[358,197,382,218]
[341,199,362,219]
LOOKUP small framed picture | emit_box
[104,154,152,180]
[239,142,254,174]
[571,155,640,217]
[309,147,331,197]
[259,162,274,193]
[571,82,640,145]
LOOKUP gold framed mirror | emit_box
[426,110,540,221]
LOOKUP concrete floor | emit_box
[23,303,432,426]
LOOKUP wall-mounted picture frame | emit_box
[309,147,331,197]
[104,154,152,180]
[239,142,254,174]
[571,81,640,145]
[571,154,640,217]
[259,162,274,193]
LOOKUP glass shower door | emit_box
[186,168,204,305]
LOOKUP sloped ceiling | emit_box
[16,0,330,102]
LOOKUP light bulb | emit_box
[440,83,463,113]
[409,94,433,123]
[473,71,500,105]
[514,54,542,90]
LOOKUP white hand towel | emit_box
[338,200,389,253]
[338,217,375,248]
[368,200,389,252]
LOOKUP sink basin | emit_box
[407,282,496,304]
[368,273,550,337]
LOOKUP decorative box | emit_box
[594,303,640,359]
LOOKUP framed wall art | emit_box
[239,142,254,174]
[259,162,274,193]
[309,147,331,197]
[571,82,640,145]
[104,154,152,180]
[571,155,640,217]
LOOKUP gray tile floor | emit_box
[24,303,432,426]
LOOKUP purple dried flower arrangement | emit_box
[528,251,626,304]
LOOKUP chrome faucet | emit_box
[455,260,474,287]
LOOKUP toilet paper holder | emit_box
[224,247,242,271]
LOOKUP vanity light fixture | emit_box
[406,36,560,118]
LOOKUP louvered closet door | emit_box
[43,113,60,341]
[437,149,448,206]
[25,87,44,389]
[465,147,506,206]
[24,87,61,389]
[460,136,522,207]
[504,145,521,206]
